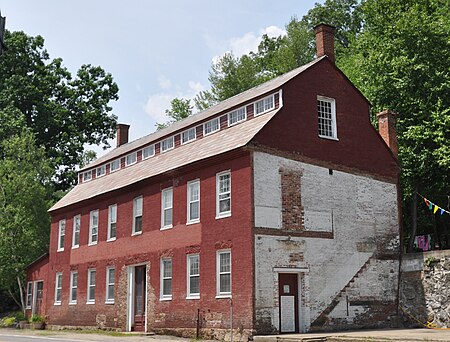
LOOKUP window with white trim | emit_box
[161,258,172,300]
[203,117,219,135]
[142,145,155,159]
[82,170,92,182]
[255,95,274,115]
[87,269,96,303]
[187,254,200,298]
[26,282,33,309]
[89,210,98,245]
[72,215,80,248]
[96,165,106,178]
[217,250,231,297]
[54,272,62,305]
[58,219,65,251]
[108,204,117,241]
[161,188,173,229]
[181,127,196,144]
[110,159,120,172]
[317,96,337,139]
[228,107,246,126]
[70,271,78,304]
[125,152,137,166]
[106,267,115,304]
[160,137,174,153]
[132,196,143,234]
[187,180,200,223]
[216,171,231,217]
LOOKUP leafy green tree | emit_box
[156,98,193,130]
[0,31,119,190]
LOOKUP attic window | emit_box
[181,127,196,144]
[255,95,274,116]
[228,107,246,126]
[110,159,120,173]
[125,152,137,166]
[203,118,219,136]
[317,96,337,140]
[82,171,92,182]
[161,136,174,153]
[142,145,155,159]
[96,165,106,178]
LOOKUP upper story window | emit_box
[161,258,172,300]
[89,210,99,245]
[161,188,173,229]
[82,171,92,182]
[26,282,33,309]
[217,250,231,297]
[57,219,65,252]
[72,215,80,248]
[54,272,62,305]
[203,117,220,136]
[255,95,274,116]
[125,152,137,166]
[96,165,106,178]
[161,136,174,153]
[187,254,200,299]
[70,271,78,304]
[106,267,115,304]
[216,171,231,218]
[228,107,246,126]
[142,145,155,159]
[108,204,117,241]
[181,127,196,144]
[187,180,200,224]
[87,269,96,304]
[132,196,143,235]
[110,159,121,173]
[317,96,337,140]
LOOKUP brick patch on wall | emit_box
[279,168,304,230]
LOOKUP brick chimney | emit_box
[377,110,398,156]
[313,23,336,63]
[116,123,130,147]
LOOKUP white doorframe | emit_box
[126,263,148,332]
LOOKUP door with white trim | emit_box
[279,273,299,333]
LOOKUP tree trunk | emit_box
[16,275,25,314]
[407,186,418,253]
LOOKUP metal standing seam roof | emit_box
[49,108,280,212]
[80,56,325,172]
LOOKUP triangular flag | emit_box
[433,205,439,214]
[424,198,430,206]
[429,202,433,210]
[440,208,445,215]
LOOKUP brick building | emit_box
[26,24,401,339]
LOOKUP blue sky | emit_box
[2,0,322,155]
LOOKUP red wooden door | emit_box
[278,273,299,333]
[133,266,146,331]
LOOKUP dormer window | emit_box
[181,128,196,144]
[125,152,137,166]
[204,118,220,136]
[317,96,337,140]
[110,159,120,173]
[228,107,246,126]
[142,145,155,159]
[82,171,92,182]
[161,137,174,153]
[96,165,106,178]
[255,95,274,116]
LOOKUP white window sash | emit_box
[227,107,247,126]
[54,273,62,305]
[142,145,155,159]
[58,220,65,251]
[125,152,137,166]
[89,210,98,245]
[70,272,78,304]
[317,95,337,140]
[161,137,174,152]
[161,188,173,229]
[132,196,143,234]
[105,267,115,303]
[216,250,231,297]
[108,204,117,241]
[181,127,196,144]
[216,171,231,218]
[26,282,33,309]
[187,254,200,298]
[160,258,172,300]
[187,180,200,224]
[203,118,220,136]
[87,269,96,303]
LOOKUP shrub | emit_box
[0,316,16,327]
[30,314,45,323]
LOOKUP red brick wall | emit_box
[45,152,254,332]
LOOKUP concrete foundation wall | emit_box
[253,152,400,333]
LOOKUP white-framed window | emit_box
[89,210,98,245]
[317,96,337,139]
[160,136,174,153]
[161,188,173,229]
[132,196,143,235]
[72,215,80,248]
[82,170,92,182]
[87,269,96,304]
[160,258,172,300]
[54,272,62,305]
[216,171,231,218]
[142,145,155,159]
[181,127,196,144]
[228,107,246,126]
[70,271,78,304]
[203,117,220,136]
[96,165,106,178]
[187,180,200,224]
[216,250,231,297]
[26,282,33,309]
[107,204,117,241]
[57,219,65,251]
[110,159,120,173]
[125,152,137,166]
[255,94,274,116]
[187,254,200,299]
[105,267,115,304]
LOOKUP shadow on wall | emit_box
[400,250,450,328]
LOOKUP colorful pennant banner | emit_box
[421,194,450,216]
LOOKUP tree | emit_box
[0,31,119,190]
[0,130,52,311]
[156,98,193,130]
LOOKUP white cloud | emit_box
[158,75,172,90]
